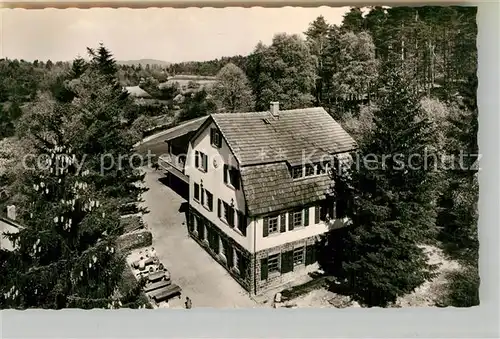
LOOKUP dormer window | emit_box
[305,164,315,177]
[291,166,303,179]
[210,128,222,148]
[316,162,329,175]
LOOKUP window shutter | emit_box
[227,245,234,268]
[280,214,286,233]
[195,151,199,168]
[207,193,213,211]
[288,212,294,231]
[217,199,221,218]
[263,217,269,237]
[238,212,247,236]
[210,128,214,145]
[202,154,208,171]
[228,208,235,227]
[281,251,294,274]
[217,132,222,148]
[305,245,316,266]
[223,164,228,184]
[315,206,320,224]
[304,207,309,226]
[194,183,199,201]
[260,258,268,280]
[201,188,205,205]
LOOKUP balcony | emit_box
[158,153,189,184]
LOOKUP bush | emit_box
[118,265,152,309]
[121,216,145,234]
[281,277,328,300]
[117,230,153,253]
[439,265,479,307]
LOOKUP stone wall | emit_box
[189,207,254,293]
[254,236,319,295]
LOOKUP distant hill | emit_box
[118,59,171,67]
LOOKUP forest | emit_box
[0,6,478,308]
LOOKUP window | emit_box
[202,189,213,211]
[210,128,222,148]
[293,211,303,228]
[193,183,200,202]
[291,166,303,179]
[305,164,315,177]
[293,247,305,266]
[268,253,280,273]
[268,216,279,234]
[195,151,208,172]
[316,162,327,175]
[220,200,235,227]
[224,165,240,189]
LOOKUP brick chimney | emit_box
[7,205,16,221]
[270,101,279,118]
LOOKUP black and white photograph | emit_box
[0,5,479,310]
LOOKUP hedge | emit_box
[117,230,153,254]
[121,215,145,234]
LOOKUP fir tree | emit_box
[0,115,143,309]
[65,70,146,208]
[70,56,88,79]
[331,70,438,307]
[87,44,119,82]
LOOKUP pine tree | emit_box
[331,70,438,307]
[70,56,88,79]
[438,72,478,260]
[65,70,146,207]
[341,7,365,33]
[0,110,143,309]
[304,16,330,105]
[87,44,118,81]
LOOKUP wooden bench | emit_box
[147,270,169,283]
[144,279,171,293]
[152,284,182,302]
[132,257,155,269]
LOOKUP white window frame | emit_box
[293,211,303,228]
[268,253,280,273]
[268,216,279,234]
[212,129,221,148]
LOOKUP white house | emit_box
[183,102,357,295]
[1,206,21,251]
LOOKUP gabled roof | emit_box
[191,107,356,216]
[136,115,209,148]
[211,107,357,166]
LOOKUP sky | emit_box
[1,7,349,63]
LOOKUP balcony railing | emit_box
[158,154,188,183]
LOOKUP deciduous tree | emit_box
[247,34,315,110]
[212,62,254,112]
